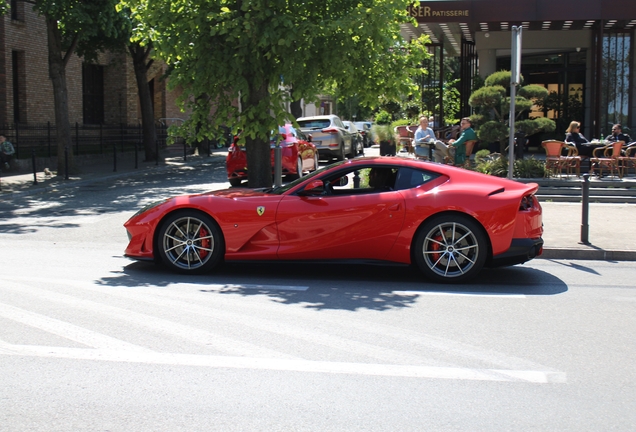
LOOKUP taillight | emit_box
[519,194,536,211]
[322,127,339,134]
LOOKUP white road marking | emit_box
[0,282,299,359]
[0,303,153,352]
[0,342,566,383]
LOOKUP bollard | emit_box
[580,173,590,244]
[274,145,282,187]
[353,170,360,188]
[183,140,187,162]
[155,139,159,166]
[64,146,69,180]
[32,149,38,185]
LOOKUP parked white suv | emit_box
[296,115,354,161]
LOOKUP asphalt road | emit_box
[1,157,635,431]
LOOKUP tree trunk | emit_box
[290,100,302,120]
[46,16,75,175]
[246,82,272,188]
[129,43,157,162]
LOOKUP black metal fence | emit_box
[0,122,177,160]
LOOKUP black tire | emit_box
[357,138,365,156]
[157,210,224,275]
[338,142,346,161]
[413,214,487,283]
[229,178,242,187]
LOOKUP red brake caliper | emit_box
[198,227,210,258]
[431,234,443,262]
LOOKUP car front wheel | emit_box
[157,211,224,275]
[413,214,487,283]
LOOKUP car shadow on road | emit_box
[108,260,568,312]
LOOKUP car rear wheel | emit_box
[413,214,487,283]
[357,138,365,156]
[229,178,242,187]
[293,156,304,180]
[157,211,224,275]
[338,142,346,161]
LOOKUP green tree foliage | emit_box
[33,0,128,174]
[122,0,429,187]
[469,71,555,153]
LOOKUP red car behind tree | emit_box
[226,124,319,187]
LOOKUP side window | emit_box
[393,167,438,190]
[335,118,345,128]
[324,167,397,195]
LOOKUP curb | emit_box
[540,248,636,261]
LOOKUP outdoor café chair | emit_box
[590,140,624,178]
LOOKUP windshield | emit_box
[268,160,347,194]
[297,119,331,129]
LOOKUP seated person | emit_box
[0,135,15,169]
[368,167,394,191]
[413,116,436,159]
[605,124,631,144]
[565,120,593,157]
[433,117,477,164]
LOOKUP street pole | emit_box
[274,143,282,188]
[508,26,522,180]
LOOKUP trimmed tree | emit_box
[121,0,429,187]
[469,70,555,153]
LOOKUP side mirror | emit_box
[307,134,313,142]
[299,179,325,196]
[336,176,349,187]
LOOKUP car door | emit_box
[275,167,406,260]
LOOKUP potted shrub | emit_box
[372,124,397,156]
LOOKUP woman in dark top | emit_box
[565,121,593,157]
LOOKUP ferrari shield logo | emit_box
[256,206,265,216]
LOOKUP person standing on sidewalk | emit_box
[0,135,15,169]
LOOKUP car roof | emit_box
[297,115,339,120]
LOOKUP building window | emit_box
[12,50,26,123]
[600,31,632,137]
[83,63,104,125]
[10,0,24,21]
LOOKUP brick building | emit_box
[0,2,186,130]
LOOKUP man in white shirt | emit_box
[413,116,436,159]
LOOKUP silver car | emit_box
[343,121,365,156]
[297,115,354,161]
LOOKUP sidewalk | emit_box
[1,149,634,261]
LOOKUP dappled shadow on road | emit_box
[0,161,228,235]
[96,260,568,312]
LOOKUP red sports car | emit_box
[226,124,319,187]
[124,157,543,283]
